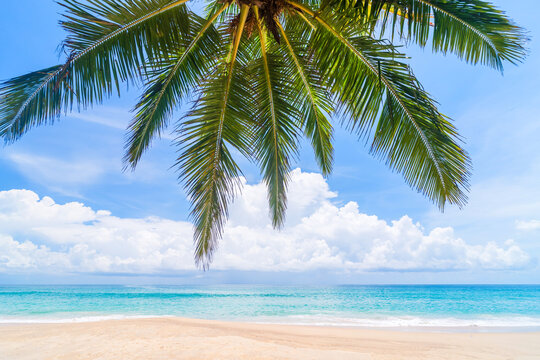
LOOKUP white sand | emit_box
[0,317,538,359]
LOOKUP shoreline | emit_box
[1,313,539,333]
[1,317,539,359]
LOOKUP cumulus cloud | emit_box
[0,170,531,274]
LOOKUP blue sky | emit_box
[0,0,539,284]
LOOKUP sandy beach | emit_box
[0,317,538,360]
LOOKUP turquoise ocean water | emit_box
[0,285,539,331]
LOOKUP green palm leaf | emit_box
[0,65,66,139]
[326,0,527,71]
[252,8,303,228]
[1,0,190,142]
[291,1,469,208]
[277,19,334,176]
[176,4,253,267]
[125,4,228,168]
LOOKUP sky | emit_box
[0,0,538,285]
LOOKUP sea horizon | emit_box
[2,284,539,332]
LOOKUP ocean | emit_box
[1,285,539,331]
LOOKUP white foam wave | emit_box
[2,314,540,330]
[0,314,170,324]
[253,315,540,329]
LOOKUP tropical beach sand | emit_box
[0,317,538,360]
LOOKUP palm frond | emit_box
[0,65,66,139]
[277,19,334,176]
[0,0,190,142]
[292,1,470,208]
[252,8,302,228]
[325,0,527,71]
[176,5,253,268]
[125,5,228,168]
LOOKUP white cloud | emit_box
[516,220,540,231]
[0,170,531,274]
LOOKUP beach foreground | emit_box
[0,318,539,360]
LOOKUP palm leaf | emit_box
[176,4,253,267]
[252,8,303,228]
[0,0,190,142]
[277,19,334,176]
[125,4,228,168]
[0,65,66,139]
[292,1,470,208]
[326,0,527,71]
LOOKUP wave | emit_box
[253,314,540,329]
[0,314,170,324]
[1,313,540,330]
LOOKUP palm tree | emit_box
[0,0,526,267]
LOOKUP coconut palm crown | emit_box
[0,0,527,268]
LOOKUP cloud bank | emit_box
[0,169,530,274]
